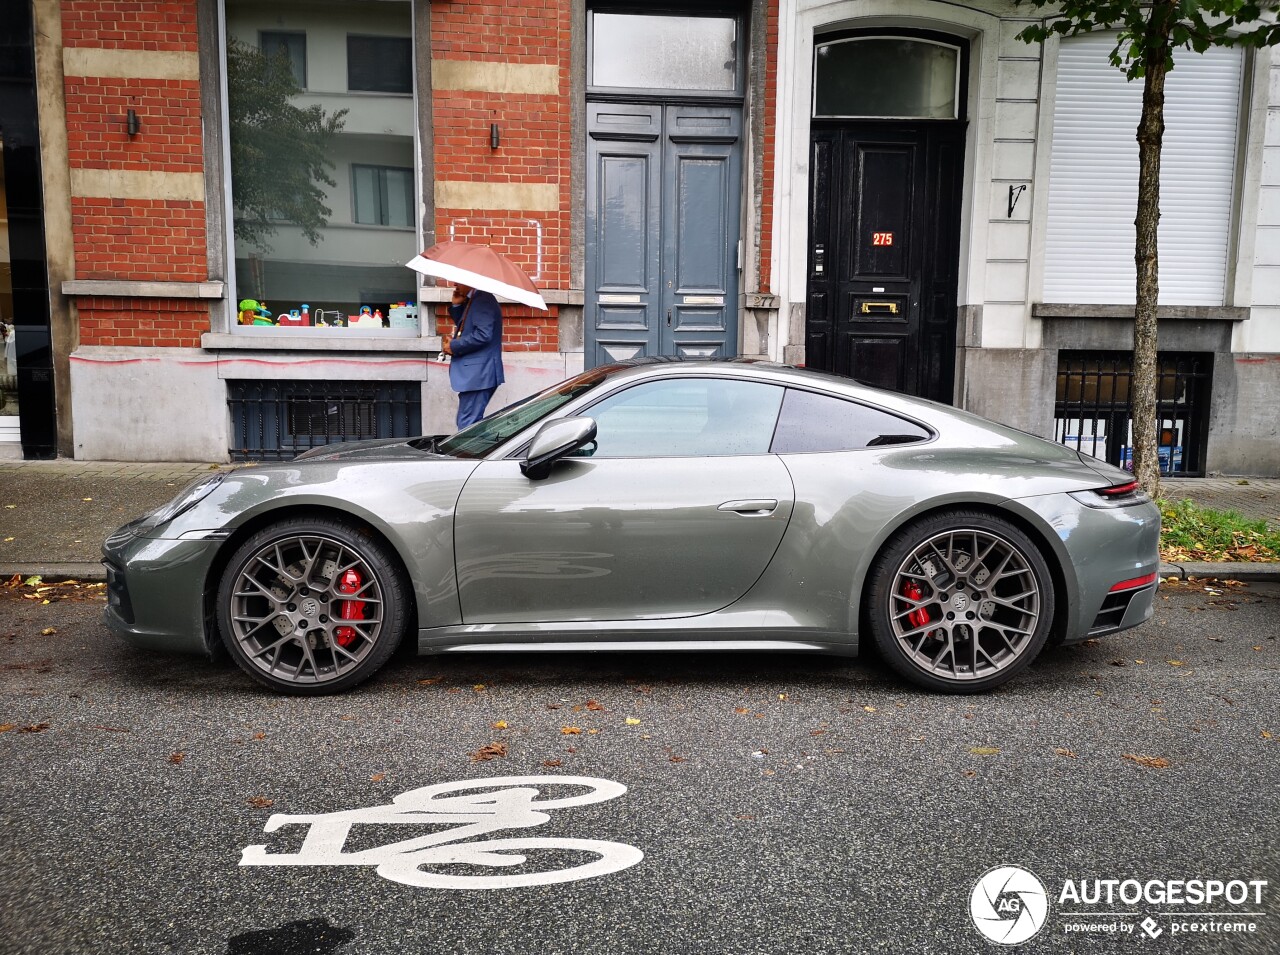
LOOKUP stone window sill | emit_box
[1032,303,1248,321]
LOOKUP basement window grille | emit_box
[1053,350,1212,477]
[228,380,421,461]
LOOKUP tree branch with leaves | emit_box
[1014,0,1280,498]
[226,39,347,255]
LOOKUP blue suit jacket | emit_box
[447,290,505,393]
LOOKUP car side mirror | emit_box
[521,416,598,480]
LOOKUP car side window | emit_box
[584,378,785,458]
[771,388,930,453]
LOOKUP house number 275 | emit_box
[872,232,894,246]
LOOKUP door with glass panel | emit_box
[807,33,967,403]
[585,9,743,367]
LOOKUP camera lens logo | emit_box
[970,865,1050,945]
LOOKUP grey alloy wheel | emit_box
[217,517,407,694]
[867,511,1055,693]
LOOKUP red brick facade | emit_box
[59,1,777,355]
[430,0,569,352]
[62,1,208,286]
[78,296,208,348]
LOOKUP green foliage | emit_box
[1013,0,1280,78]
[227,39,347,252]
[1159,498,1280,561]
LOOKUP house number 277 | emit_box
[872,232,894,246]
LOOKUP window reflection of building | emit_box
[225,0,417,334]
[0,132,19,435]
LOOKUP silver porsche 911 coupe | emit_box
[103,359,1160,695]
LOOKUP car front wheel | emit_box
[866,511,1055,693]
[217,517,409,694]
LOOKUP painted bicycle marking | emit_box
[240,775,643,890]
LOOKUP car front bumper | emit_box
[102,518,220,655]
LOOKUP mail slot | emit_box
[860,301,899,315]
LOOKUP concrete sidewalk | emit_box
[0,458,1276,582]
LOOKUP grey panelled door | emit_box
[586,102,742,366]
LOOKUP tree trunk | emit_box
[1133,6,1173,501]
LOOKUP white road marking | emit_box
[240,775,643,890]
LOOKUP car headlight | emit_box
[138,473,226,531]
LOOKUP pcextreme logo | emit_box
[969,866,1270,944]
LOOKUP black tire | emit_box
[866,510,1055,693]
[216,516,409,695]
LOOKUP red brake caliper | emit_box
[334,568,364,648]
[903,579,930,629]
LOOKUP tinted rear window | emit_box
[770,388,930,452]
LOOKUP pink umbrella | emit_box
[406,241,548,311]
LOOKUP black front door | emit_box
[806,123,964,403]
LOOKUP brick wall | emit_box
[62,0,207,286]
[77,297,209,348]
[431,0,567,351]
[760,2,779,292]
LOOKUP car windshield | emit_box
[427,365,621,458]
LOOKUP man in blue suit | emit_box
[443,283,505,428]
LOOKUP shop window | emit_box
[813,36,960,120]
[259,30,306,88]
[224,0,418,335]
[1044,33,1242,305]
[353,165,414,227]
[347,35,412,94]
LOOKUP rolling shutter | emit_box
[1043,33,1242,305]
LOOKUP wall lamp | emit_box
[490,122,500,149]
[126,108,141,137]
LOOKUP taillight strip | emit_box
[1109,572,1158,593]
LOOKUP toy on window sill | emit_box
[238,299,274,326]
[278,305,309,327]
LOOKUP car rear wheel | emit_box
[217,517,408,694]
[866,511,1055,693]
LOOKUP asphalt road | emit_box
[1,578,1277,955]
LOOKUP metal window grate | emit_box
[1053,350,1212,477]
[228,380,422,461]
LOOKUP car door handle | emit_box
[717,499,778,516]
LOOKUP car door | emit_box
[453,376,795,623]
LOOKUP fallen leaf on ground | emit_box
[734,707,750,715]
[669,755,686,763]
[169,751,185,764]
[447,687,461,694]
[472,684,487,692]
[863,705,877,713]
[587,728,600,735]
[1262,731,1273,740]
[625,717,641,725]
[778,694,787,700]
[1167,660,1185,667]
[491,720,508,730]
[370,773,386,782]
[585,699,605,711]
[1054,748,1077,758]
[561,726,582,735]
[416,677,443,685]
[962,770,977,778]
[252,732,266,740]
[338,715,354,721]
[17,724,49,733]
[546,703,561,710]
[969,746,1000,756]
[40,627,56,636]
[810,729,827,736]
[1122,753,1171,769]
[542,759,563,767]
[469,742,507,762]
[247,797,275,808]
[0,724,14,733]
